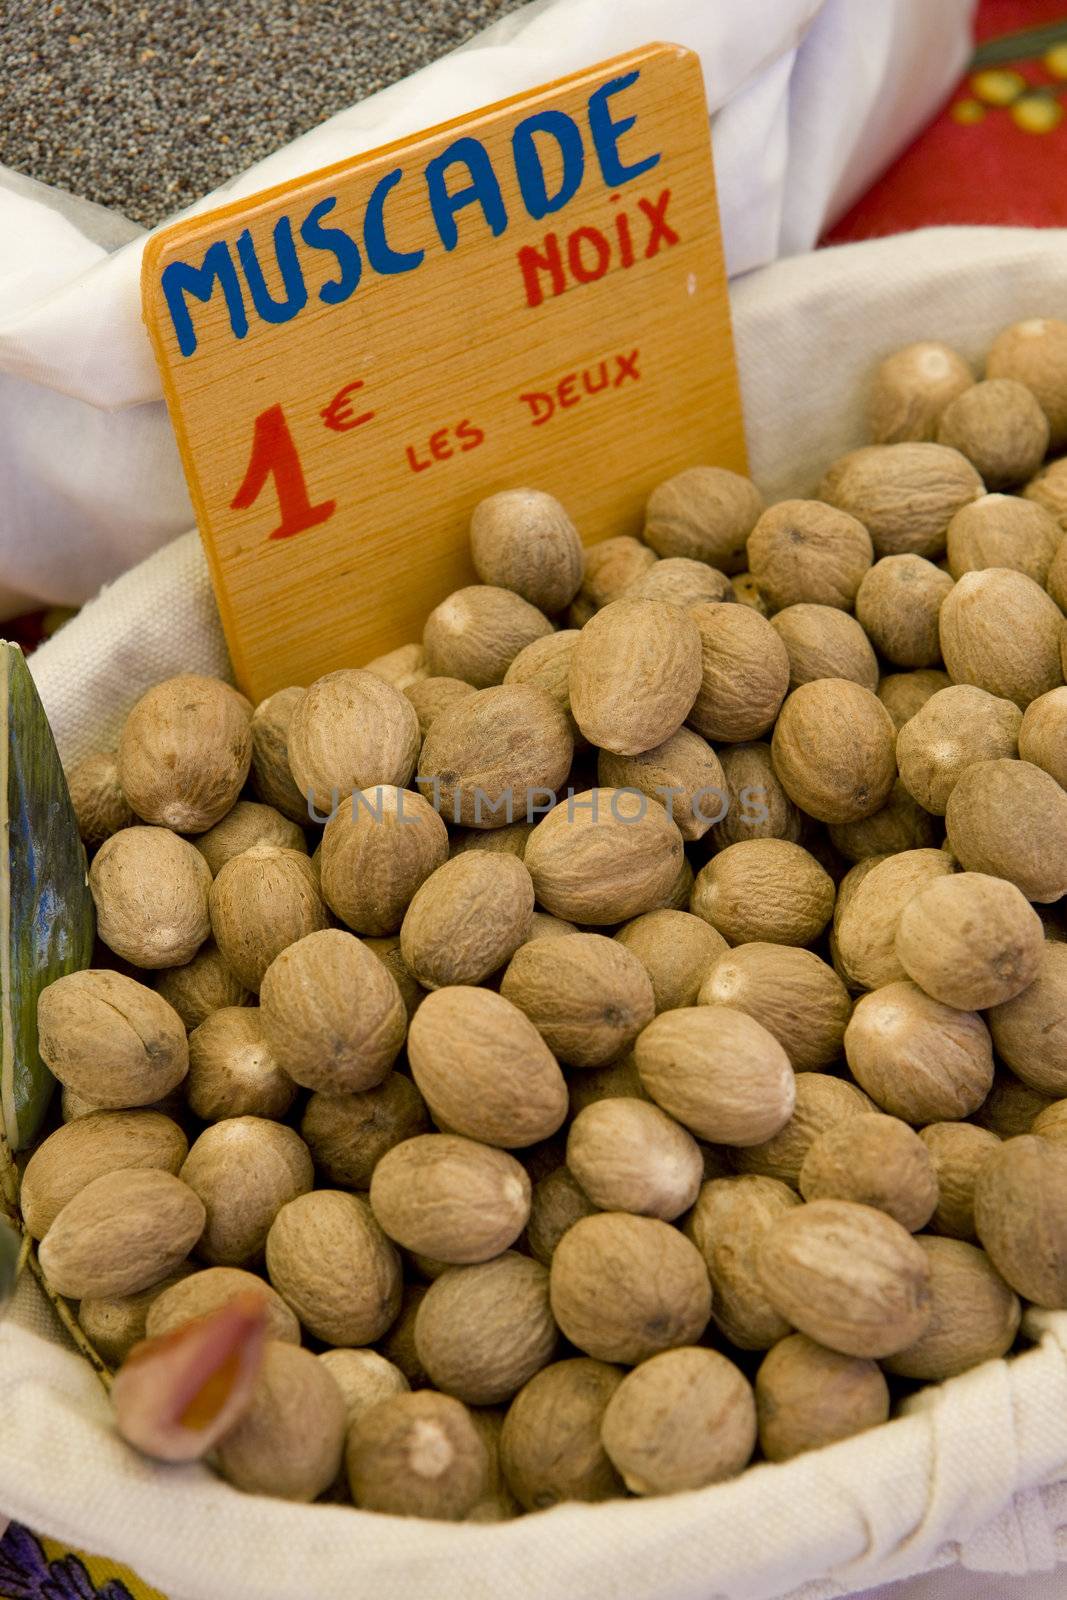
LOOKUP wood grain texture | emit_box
[142,42,745,701]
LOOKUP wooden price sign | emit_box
[142,41,745,702]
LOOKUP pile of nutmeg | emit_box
[21,314,1067,1519]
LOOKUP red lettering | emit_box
[640,189,679,257]
[558,375,580,409]
[614,350,641,387]
[320,380,374,433]
[520,391,555,427]
[567,225,611,284]
[429,428,454,462]
[583,362,610,396]
[456,419,485,452]
[517,233,565,308]
[405,443,432,473]
[231,403,335,541]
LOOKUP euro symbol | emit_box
[321,381,375,433]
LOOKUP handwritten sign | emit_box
[142,42,745,702]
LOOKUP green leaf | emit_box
[0,1218,18,1312]
[0,644,95,1151]
[971,22,1067,69]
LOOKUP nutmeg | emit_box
[828,780,938,863]
[643,466,763,572]
[118,674,252,833]
[974,1135,1067,1306]
[687,602,790,743]
[615,909,727,1013]
[39,1169,206,1299]
[179,1117,314,1266]
[939,569,1064,709]
[525,1166,599,1265]
[598,726,725,842]
[365,642,428,691]
[525,788,684,924]
[882,1237,1020,1380]
[346,1390,488,1520]
[937,379,1049,488]
[145,1266,300,1345]
[249,685,308,823]
[770,604,879,692]
[833,848,955,992]
[423,585,553,687]
[685,1175,800,1349]
[500,1358,624,1510]
[818,442,983,559]
[1019,685,1067,789]
[626,557,733,609]
[566,1098,702,1220]
[746,499,873,611]
[400,852,534,990]
[154,942,249,1031]
[733,1073,873,1186]
[945,758,1067,902]
[709,740,803,850]
[300,1074,429,1190]
[20,1109,189,1240]
[216,1342,346,1502]
[844,980,994,1123]
[986,316,1067,448]
[414,1252,557,1405]
[987,942,1067,1096]
[208,845,328,991]
[266,1189,402,1346]
[918,1121,1001,1240]
[771,679,897,823]
[877,668,951,731]
[855,555,954,668]
[418,682,573,829]
[691,839,835,947]
[90,826,212,968]
[568,536,657,623]
[287,669,421,814]
[755,1334,889,1462]
[600,1347,756,1495]
[37,970,188,1109]
[469,488,584,613]
[895,870,1044,1011]
[635,1005,795,1145]
[699,943,851,1071]
[798,1113,937,1231]
[67,750,135,848]
[369,1134,531,1264]
[501,933,654,1068]
[868,340,975,445]
[186,1006,296,1122]
[947,494,1063,586]
[896,684,1021,815]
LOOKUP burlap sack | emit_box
[7,224,1067,1600]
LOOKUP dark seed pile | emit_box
[1,0,530,228]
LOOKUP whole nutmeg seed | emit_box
[469,488,584,613]
[937,378,1049,489]
[209,845,328,991]
[615,909,727,1013]
[90,826,212,968]
[67,750,135,848]
[974,1135,1067,1306]
[756,1198,932,1358]
[844,980,994,1124]
[401,852,534,990]
[625,556,733,609]
[500,1358,624,1510]
[817,442,983,559]
[78,1271,193,1366]
[549,1211,711,1363]
[685,1175,800,1350]
[829,779,938,864]
[867,340,975,445]
[369,1134,531,1264]
[770,604,879,693]
[687,602,790,743]
[699,943,851,1071]
[365,642,427,691]
[798,1113,938,1231]
[833,848,956,992]
[601,1346,756,1496]
[939,569,1064,709]
[691,839,835,947]
[525,1166,599,1265]
[423,585,553,687]
[20,1110,189,1240]
[179,1117,314,1266]
[569,598,702,756]
[193,801,305,878]
[945,758,1067,903]
[896,684,1021,815]
[882,1237,1020,1380]
[186,1007,296,1122]
[265,1189,402,1346]
[771,679,897,823]
[418,682,573,829]
[733,1073,873,1186]
[566,1098,702,1220]
[146,1266,300,1344]
[854,555,954,669]
[1025,456,1067,531]
[987,942,1067,1096]
[643,466,763,571]
[287,669,421,813]
[525,788,684,925]
[755,1334,889,1463]
[300,1074,429,1190]
[986,316,1067,448]
[39,1169,206,1299]
[319,786,448,935]
[569,536,657,623]
[598,725,725,842]
[1019,685,1067,789]
[259,928,406,1093]
[877,668,952,731]
[118,674,252,833]
[918,1121,1001,1241]
[947,494,1063,586]
[408,986,567,1148]
[709,740,803,851]
[895,871,1044,1011]
[414,1252,557,1404]
[216,1342,346,1502]
[405,675,477,736]
[37,970,188,1109]
[974,1069,1054,1139]
[746,499,873,612]
[500,933,655,1068]
[249,686,307,823]
[635,1006,795,1146]
[154,942,249,1031]
[318,1348,409,1428]
[346,1390,488,1520]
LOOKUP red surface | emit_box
[825,0,1067,242]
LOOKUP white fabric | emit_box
[9,223,1067,1599]
[0,0,973,615]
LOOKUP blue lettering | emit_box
[236,217,308,325]
[588,71,660,187]
[299,197,362,305]
[364,169,425,274]
[161,241,248,357]
[511,109,585,220]
[425,136,508,251]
